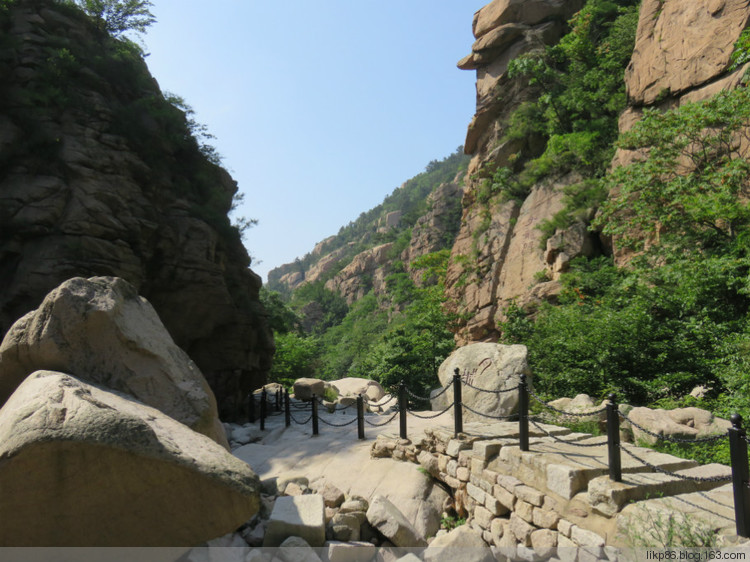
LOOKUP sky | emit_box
[141,1,487,282]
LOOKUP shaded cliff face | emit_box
[0,1,274,418]
[447,0,750,344]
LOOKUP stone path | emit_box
[229,405,739,547]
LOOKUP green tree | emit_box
[75,0,155,37]
[595,87,750,255]
[269,332,319,386]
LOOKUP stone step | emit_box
[492,440,699,500]
[616,483,737,544]
[588,463,732,516]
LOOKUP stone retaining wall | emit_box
[372,426,625,553]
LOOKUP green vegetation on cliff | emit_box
[502,85,750,423]
[264,151,468,393]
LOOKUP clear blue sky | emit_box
[142,1,486,281]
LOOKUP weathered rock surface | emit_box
[263,494,326,547]
[365,495,428,547]
[625,0,750,105]
[0,3,273,419]
[293,378,326,401]
[403,181,464,281]
[625,406,731,445]
[330,377,385,402]
[325,244,394,305]
[425,525,494,562]
[432,343,531,422]
[0,370,260,546]
[0,276,228,447]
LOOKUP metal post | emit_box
[357,394,365,440]
[311,394,319,436]
[260,389,267,431]
[729,414,750,538]
[248,392,255,424]
[284,389,291,427]
[606,393,622,482]
[453,368,463,437]
[519,374,529,452]
[276,388,281,412]
[399,383,407,440]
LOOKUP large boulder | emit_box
[293,378,326,401]
[0,370,260,546]
[425,525,494,562]
[625,406,731,445]
[432,343,531,423]
[330,377,385,402]
[0,276,228,447]
[263,494,326,547]
[365,495,427,547]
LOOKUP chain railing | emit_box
[244,374,750,538]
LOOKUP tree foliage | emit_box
[74,0,155,37]
[503,85,750,420]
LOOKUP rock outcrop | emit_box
[0,276,228,447]
[0,2,273,418]
[0,370,260,546]
[447,0,750,343]
[325,243,394,305]
[432,343,531,422]
[446,0,596,344]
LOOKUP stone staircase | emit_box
[373,420,737,549]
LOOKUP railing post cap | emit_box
[608,393,617,403]
[519,373,526,382]
[731,413,743,428]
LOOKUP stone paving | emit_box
[230,404,741,549]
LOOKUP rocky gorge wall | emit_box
[446,0,750,343]
[0,1,274,418]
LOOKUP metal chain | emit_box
[290,402,312,409]
[461,402,518,420]
[527,387,608,417]
[529,418,607,448]
[404,386,436,402]
[364,411,400,427]
[619,444,732,483]
[618,411,729,444]
[407,402,455,419]
[314,397,356,412]
[318,415,359,428]
[289,412,312,425]
[430,382,452,400]
[367,394,396,408]
[462,379,520,394]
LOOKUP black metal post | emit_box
[248,392,255,424]
[311,393,319,436]
[260,389,267,431]
[284,389,291,427]
[729,414,750,538]
[606,393,622,482]
[399,383,407,440]
[357,394,365,440]
[519,374,529,452]
[276,388,281,412]
[453,368,463,437]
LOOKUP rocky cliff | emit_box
[446,0,750,344]
[267,149,468,308]
[0,0,274,418]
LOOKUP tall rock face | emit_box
[447,0,750,344]
[447,0,592,344]
[0,1,274,418]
